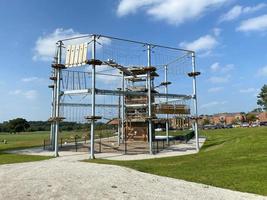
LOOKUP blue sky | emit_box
[1,0,267,122]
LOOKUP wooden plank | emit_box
[82,43,88,65]
[65,45,71,67]
[78,43,84,66]
[74,45,80,66]
[69,45,76,67]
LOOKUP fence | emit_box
[43,130,195,154]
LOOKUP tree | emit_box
[219,116,226,124]
[251,108,263,113]
[8,118,30,133]
[202,118,210,125]
[231,118,239,125]
[246,113,257,123]
[257,85,267,111]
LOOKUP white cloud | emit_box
[219,5,242,22]
[21,77,44,83]
[257,65,267,76]
[180,35,218,52]
[200,101,227,109]
[210,62,220,72]
[237,14,267,32]
[117,0,229,25]
[198,51,213,58]
[243,3,267,14]
[117,0,157,16]
[9,89,38,100]
[33,28,111,62]
[210,62,234,73]
[213,28,222,36]
[221,64,234,73]
[9,90,22,95]
[23,90,38,100]
[219,3,266,22]
[96,65,120,83]
[239,88,256,93]
[208,87,224,93]
[209,75,230,83]
[33,28,85,61]
[84,64,121,85]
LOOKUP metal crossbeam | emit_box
[62,89,192,99]
[60,103,118,108]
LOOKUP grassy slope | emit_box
[0,131,87,164]
[0,131,88,151]
[0,129,116,165]
[0,131,51,164]
[155,129,191,136]
[88,127,267,195]
[0,131,49,151]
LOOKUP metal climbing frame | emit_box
[48,34,200,158]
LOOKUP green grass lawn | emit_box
[0,152,52,165]
[88,127,267,195]
[0,131,51,165]
[0,130,86,165]
[0,129,116,165]
[155,129,191,136]
[0,129,116,150]
[0,131,49,151]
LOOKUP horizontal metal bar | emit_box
[124,74,148,79]
[59,33,194,53]
[60,103,118,108]
[62,89,90,95]
[95,72,121,77]
[125,104,147,108]
[95,34,194,53]
[97,89,192,99]
[157,93,191,99]
[59,34,92,42]
[62,88,192,99]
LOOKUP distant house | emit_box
[198,115,213,125]
[169,117,190,129]
[249,112,267,123]
[107,118,120,126]
[257,112,267,122]
[246,112,267,123]
[204,113,245,125]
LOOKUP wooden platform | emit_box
[155,104,190,114]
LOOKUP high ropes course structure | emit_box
[48,34,201,159]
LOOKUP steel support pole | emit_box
[121,72,125,144]
[147,45,153,154]
[117,88,121,145]
[49,84,55,149]
[54,41,63,157]
[164,65,169,145]
[50,48,59,151]
[90,35,96,159]
[192,52,199,152]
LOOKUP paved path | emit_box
[0,153,267,200]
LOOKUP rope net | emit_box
[58,35,193,128]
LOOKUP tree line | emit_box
[0,118,112,133]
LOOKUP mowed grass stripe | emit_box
[88,127,267,195]
[0,130,88,164]
[0,129,117,164]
